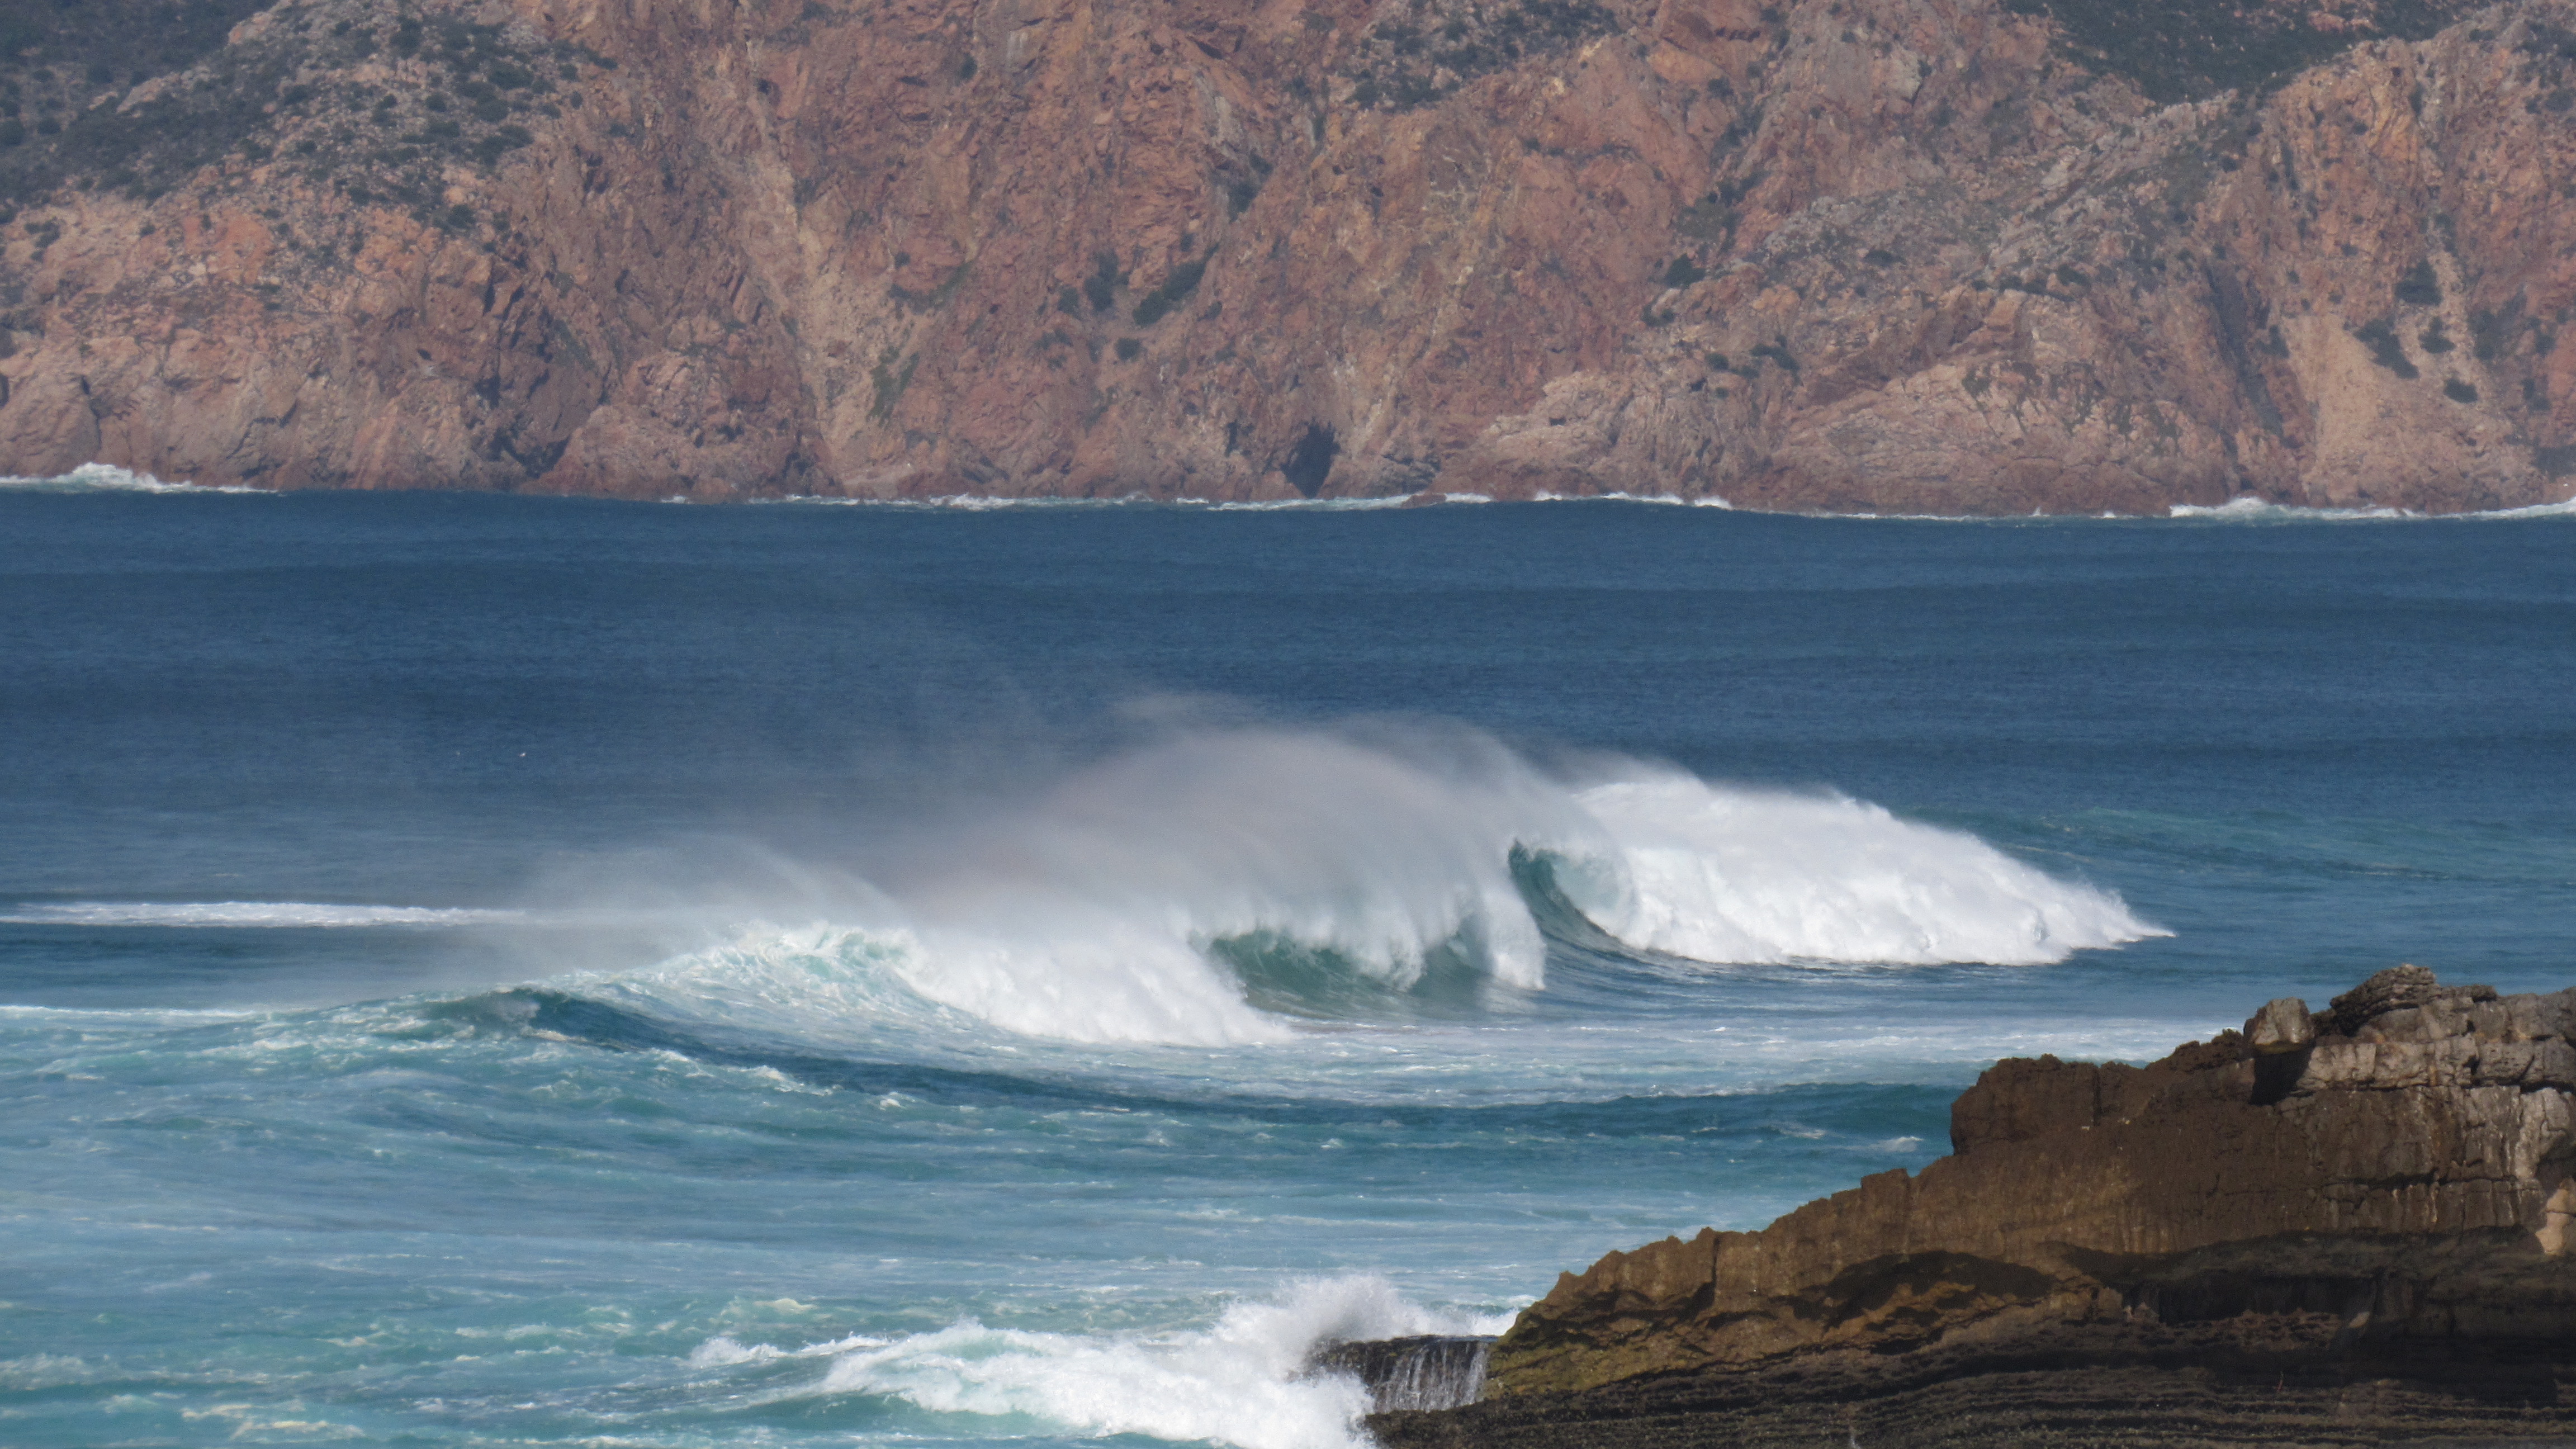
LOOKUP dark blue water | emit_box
[2,485,2571,1449]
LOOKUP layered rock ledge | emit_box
[1377,967,2576,1447]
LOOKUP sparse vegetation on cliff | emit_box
[1343,0,1618,111]
[0,0,594,221]
[2356,317,2421,378]
[2005,0,2476,101]
[1130,254,1208,325]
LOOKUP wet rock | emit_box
[1304,1336,1493,1413]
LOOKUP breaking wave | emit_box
[685,1276,1505,1449]
[574,728,2158,1048]
[2168,496,2576,522]
[0,462,270,494]
[1549,771,2153,967]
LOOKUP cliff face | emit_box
[3,0,2576,509]
[1480,965,2576,1403]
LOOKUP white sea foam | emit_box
[589,727,2157,1048]
[1206,496,1412,512]
[0,901,528,928]
[1560,772,2160,966]
[2168,497,2417,521]
[1529,490,1721,505]
[2170,495,2576,522]
[0,462,270,494]
[690,1276,1500,1449]
[1798,495,2576,523]
[2475,496,2576,519]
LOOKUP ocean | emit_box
[3,477,2571,1448]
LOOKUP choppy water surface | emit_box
[2,485,2572,1448]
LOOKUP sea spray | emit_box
[583,727,2157,1045]
[1303,1335,1494,1412]
[688,1277,1506,1449]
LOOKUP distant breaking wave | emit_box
[2168,496,2576,522]
[751,491,2576,519]
[6,462,2563,518]
[590,728,2162,1048]
[0,462,271,494]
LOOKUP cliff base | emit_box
[1375,1320,2576,1447]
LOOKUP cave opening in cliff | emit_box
[1281,423,1339,498]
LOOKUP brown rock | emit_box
[6,0,2576,510]
[1481,968,2576,1401]
[2244,996,2315,1053]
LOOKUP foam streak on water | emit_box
[0,901,529,927]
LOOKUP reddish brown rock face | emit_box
[3,0,2574,509]
[1483,967,2576,1398]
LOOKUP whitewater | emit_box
[2,488,2568,1449]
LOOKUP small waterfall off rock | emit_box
[1304,1336,1494,1413]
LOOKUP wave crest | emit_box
[685,1276,1501,1449]
[1557,773,2156,967]
[569,728,2158,1047]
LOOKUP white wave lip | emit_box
[693,1275,1502,1449]
[868,731,1570,1044]
[594,726,2160,1049]
[0,901,528,928]
[0,462,269,494]
[1560,774,2160,965]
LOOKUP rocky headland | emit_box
[4,0,2576,507]
[1354,966,2576,1446]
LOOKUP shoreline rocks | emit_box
[1306,1336,1495,1414]
[1372,968,2576,1446]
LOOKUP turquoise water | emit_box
[2,484,2572,1447]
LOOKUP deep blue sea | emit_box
[2,477,2572,1448]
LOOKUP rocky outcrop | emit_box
[1306,1335,1495,1413]
[4,0,2576,509]
[1376,1330,2576,1446]
[1376,967,2576,1445]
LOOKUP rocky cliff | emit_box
[1372,966,2576,1446]
[3,0,2576,508]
